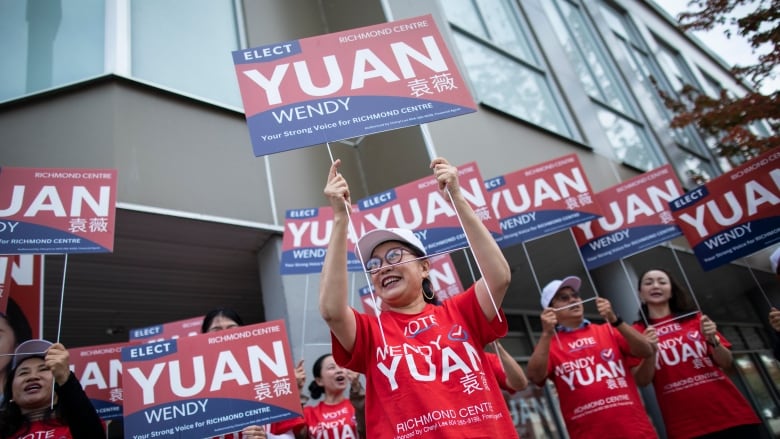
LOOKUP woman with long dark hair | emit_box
[632,268,761,438]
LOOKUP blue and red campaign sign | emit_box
[232,14,476,156]
[670,149,780,271]
[0,167,117,254]
[280,205,364,274]
[129,315,204,343]
[357,161,500,255]
[70,342,134,421]
[122,320,302,439]
[485,154,602,248]
[573,164,684,269]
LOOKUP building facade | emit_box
[1,0,778,437]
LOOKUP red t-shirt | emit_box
[270,399,357,438]
[332,285,518,439]
[10,420,72,438]
[544,323,656,439]
[485,351,515,394]
[634,314,760,439]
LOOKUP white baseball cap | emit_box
[356,228,426,268]
[11,339,53,371]
[771,247,780,275]
[541,276,582,308]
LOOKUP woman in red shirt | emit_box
[632,268,762,438]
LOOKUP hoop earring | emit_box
[422,278,435,301]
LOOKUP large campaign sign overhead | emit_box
[670,149,780,271]
[573,165,684,269]
[70,342,134,421]
[232,14,476,156]
[356,161,501,255]
[129,315,204,343]
[0,167,118,254]
[122,320,302,438]
[485,154,602,248]
[280,205,363,274]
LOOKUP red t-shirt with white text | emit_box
[545,323,656,439]
[332,285,518,439]
[634,314,760,439]
[11,421,72,439]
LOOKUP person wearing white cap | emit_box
[319,157,517,438]
[526,276,656,439]
[0,339,104,439]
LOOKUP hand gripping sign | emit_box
[485,154,602,248]
[669,149,780,271]
[122,320,302,439]
[232,14,476,156]
[0,167,118,254]
[573,164,684,269]
[356,161,500,255]
[70,342,136,421]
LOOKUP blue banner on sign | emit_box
[694,217,780,271]
[579,224,682,270]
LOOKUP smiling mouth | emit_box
[381,277,401,288]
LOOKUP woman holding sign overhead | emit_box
[0,339,104,439]
[319,157,517,438]
[631,268,761,438]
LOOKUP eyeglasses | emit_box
[365,247,414,272]
[553,291,581,303]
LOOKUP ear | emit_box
[420,258,430,278]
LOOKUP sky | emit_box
[652,0,777,94]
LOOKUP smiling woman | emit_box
[317,157,517,439]
[0,339,104,439]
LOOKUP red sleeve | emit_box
[624,322,648,368]
[446,284,508,346]
[331,308,369,373]
[269,417,305,435]
[485,352,515,394]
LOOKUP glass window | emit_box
[542,0,662,170]
[453,34,570,134]
[444,0,574,138]
[131,0,242,107]
[0,0,105,102]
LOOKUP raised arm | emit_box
[494,341,528,391]
[526,308,557,385]
[701,315,733,370]
[319,159,357,352]
[597,298,653,358]
[431,158,510,320]
[631,327,658,387]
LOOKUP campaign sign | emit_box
[428,253,465,300]
[0,167,118,254]
[358,253,464,315]
[129,315,205,343]
[356,162,500,255]
[122,320,302,439]
[669,149,780,271]
[485,154,602,248]
[233,14,476,156]
[70,342,135,420]
[280,205,364,274]
[573,165,684,269]
[1,254,44,338]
